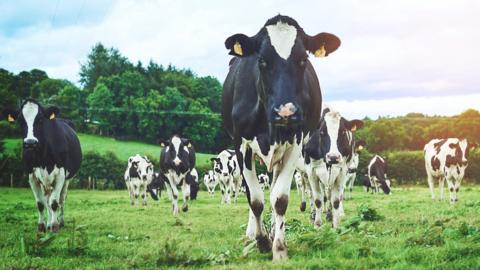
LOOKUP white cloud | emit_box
[329,94,480,119]
[0,0,479,116]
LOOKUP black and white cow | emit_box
[222,15,340,260]
[3,99,82,232]
[203,170,218,196]
[160,135,195,216]
[367,155,391,194]
[124,154,154,206]
[211,149,242,204]
[187,168,200,200]
[344,140,366,200]
[147,172,167,201]
[304,108,364,228]
[424,138,476,203]
[258,173,270,190]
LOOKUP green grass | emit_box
[2,133,214,168]
[1,186,480,269]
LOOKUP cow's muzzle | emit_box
[272,103,302,126]
[23,138,38,150]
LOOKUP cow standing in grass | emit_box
[203,170,218,196]
[344,140,366,200]
[160,135,195,215]
[367,155,391,195]
[222,15,340,260]
[147,172,166,201]
[211,150,242,204]
[3,99,82,232]
[124,155,154,206]
[304,109,363,228]
[424,138,476,203]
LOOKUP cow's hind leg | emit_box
[29,174,47,233]
[239,145,271,253]
[439,177,446,201]
[58,179,69,228]
[427,172,435,201]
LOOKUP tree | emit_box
[87,83,114,134]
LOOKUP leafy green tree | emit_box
[87,83,114,134]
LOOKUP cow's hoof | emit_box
[37,223,46,233]
[300,202,306,212]
[51,223,60,233]
[182,204,188,212]
[256,234,272,253]
[272,241,288,262]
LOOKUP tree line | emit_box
[1,43,479,187]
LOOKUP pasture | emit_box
[1,186,479,269]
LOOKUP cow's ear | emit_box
[2,109,17,122]
[304,32,341,58]
[225,34,257,57]
[347,119,364,132]
[210,157,219,163]
[159,140,168,148]
[44,106,59,120]
[182,139,193,148]
[470,142,478,151]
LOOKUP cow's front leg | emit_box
[49,168,66,232]
[330,181,344,229]
[233,178,240,204]
[58,179,69,228]
[141,183,148,206]
[29,174,47,233]
[270,144,300,261]
[240,145,271,253]
[181,180,190,212]
[167,180,179,216]
[127,183,135,205]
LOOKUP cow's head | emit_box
[3,99,59,158]
[211,154,233,178]
[225,15,340,138]
[317,111,364,165]
[147,172,165,201]
[161,135,192,171]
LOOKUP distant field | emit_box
[1,186,479,269]
[3,133,214,167]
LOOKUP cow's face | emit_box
[318,111,363,165]
[4,99,59,156]
[225,15,340,136]
[211,155,232,178]
[161,135,192,170]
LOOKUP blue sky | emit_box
[1,0,479,118]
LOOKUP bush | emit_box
[386,151,425,184]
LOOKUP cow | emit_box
[160,135,195,216]
[147,172,167,201]
[367,155,391,195]
[344,140,366,200]
[211,150,242,204]
[258,173,270,190]
[222,14,340,260]
[203,170,218,196]
[304,108,364,228]
[424,138,476,203]
[3,99,82,232]
[124,155,154,206]
[188,168,200,200]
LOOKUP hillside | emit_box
[3,133,215,169]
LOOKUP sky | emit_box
[1,0,479,119]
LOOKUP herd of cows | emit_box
[2,15,477,261]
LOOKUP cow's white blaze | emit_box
[22,101,39,143]
[266,21,297,60]
[324,112,341,157]
[171,136,182,165]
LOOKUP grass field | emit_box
[1,186,479,269]
[2,133,214,167]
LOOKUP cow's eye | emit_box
[258,58,267,69]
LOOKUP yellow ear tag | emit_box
[351,125,357,132]
[233,42,243,56]
[7,114,15,122]
[358,145,364,151]
[49,113,55,119]
[314,45,326,58]
[188,142,192,148]
[161,143,165,147]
